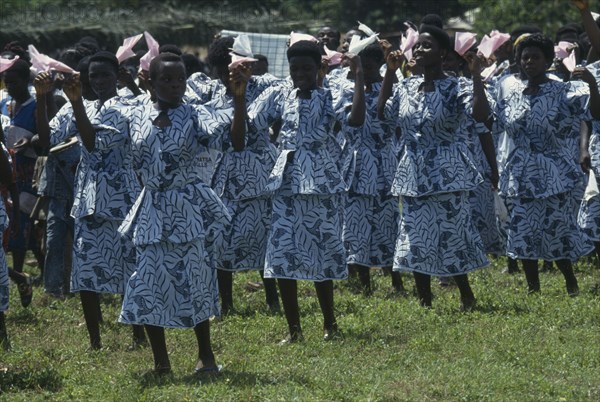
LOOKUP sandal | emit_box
[17,274,33,308]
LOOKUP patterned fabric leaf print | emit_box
[496,79,590,198]
[120,239,220,328]
[71,96,143,220]
[393,193,489,276]
[383,76,483,197]
[120,104,231,246]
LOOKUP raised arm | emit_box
[229,64,252,152]
[478,131,499,190]
[465,52,492,127]
[63,74,96,152]
[344,53,365,127]
[572,1,600,56]
[572,66,600,120]
[119,66,142,97]
[580,120,592,173]
[33,72,55,149]
[377,50,404,120]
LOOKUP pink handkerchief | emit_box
[228,54,258,70]
[563,50,576,72]
[139,31,159,72]
[478,31,510,59]
[322,47,343,66]
[28,45,76,74]
[116,33,143,63]
[555,41,573,60]
[0,55,19,74]
[401,28,419,61]
[289,32,318,46]
[454,32,477,56]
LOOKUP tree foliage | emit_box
[459,0,600,36]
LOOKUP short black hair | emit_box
[420,14,444,29]
[206,36,234,68]
[76,55,92,74]
[419,24,452,51]
[159,44,182,56]
[287,40,321,66]
[89,51,119,73]
[515,33,554,64]
[358,43,384,65]
[149,52,185,81]
[255,54,268,64]
[2,41,30,64]
[5,58,31,81]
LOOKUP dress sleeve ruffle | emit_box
[391,142,483,197]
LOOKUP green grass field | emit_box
[1,258,599,401]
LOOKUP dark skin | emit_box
[62,60,146,350]
[516,44,591,296]
[317,26,341,51]
[377,33,497,309]
[140,60,218,373]
[230,54,364,341]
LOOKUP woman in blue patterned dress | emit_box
[118,53,231,374]
[329,43,405,294]
[378,25,497,310]
[230,41,365,342]
[62,52,146,350]
[495,34,599,295]
[0,141,17,350]
[186,37,282,314]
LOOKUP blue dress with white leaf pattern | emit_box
[70,96,144,295]
[384,75,489,276]
[119,103,232,328]
[495,78,594,260]
[330,77,400,267]
[0,144,9,311]
[247,86,351,281]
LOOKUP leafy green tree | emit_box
[459,0,599,35]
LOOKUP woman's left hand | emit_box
[464,51,483,77]
[571,66,596,87]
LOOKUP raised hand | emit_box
[571,0,589,11]
[33,72,54,96]
[386,50,405,71]
[378,39,393,60]
[463,51,483,77]
[571,66,596,86]
[343,52,363,76]
[62,73,82,102]
[229,63,251,97]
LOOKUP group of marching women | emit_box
[2,0,600,375]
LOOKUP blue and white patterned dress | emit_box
[578,61,600,240]
[119,103,232,328]
[185,73,281,272]
[466,120,505,255]
[0,144,10,312]
[70,96,145,294]
[248,86,352,281]
[495,78,594,260]
[330,77,399,267]
[384,75,489,276]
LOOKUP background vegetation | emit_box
[1,0,599,55]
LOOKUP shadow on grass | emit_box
[6,308,39,326]
[136,367,310,389]
[0,364,62,393]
